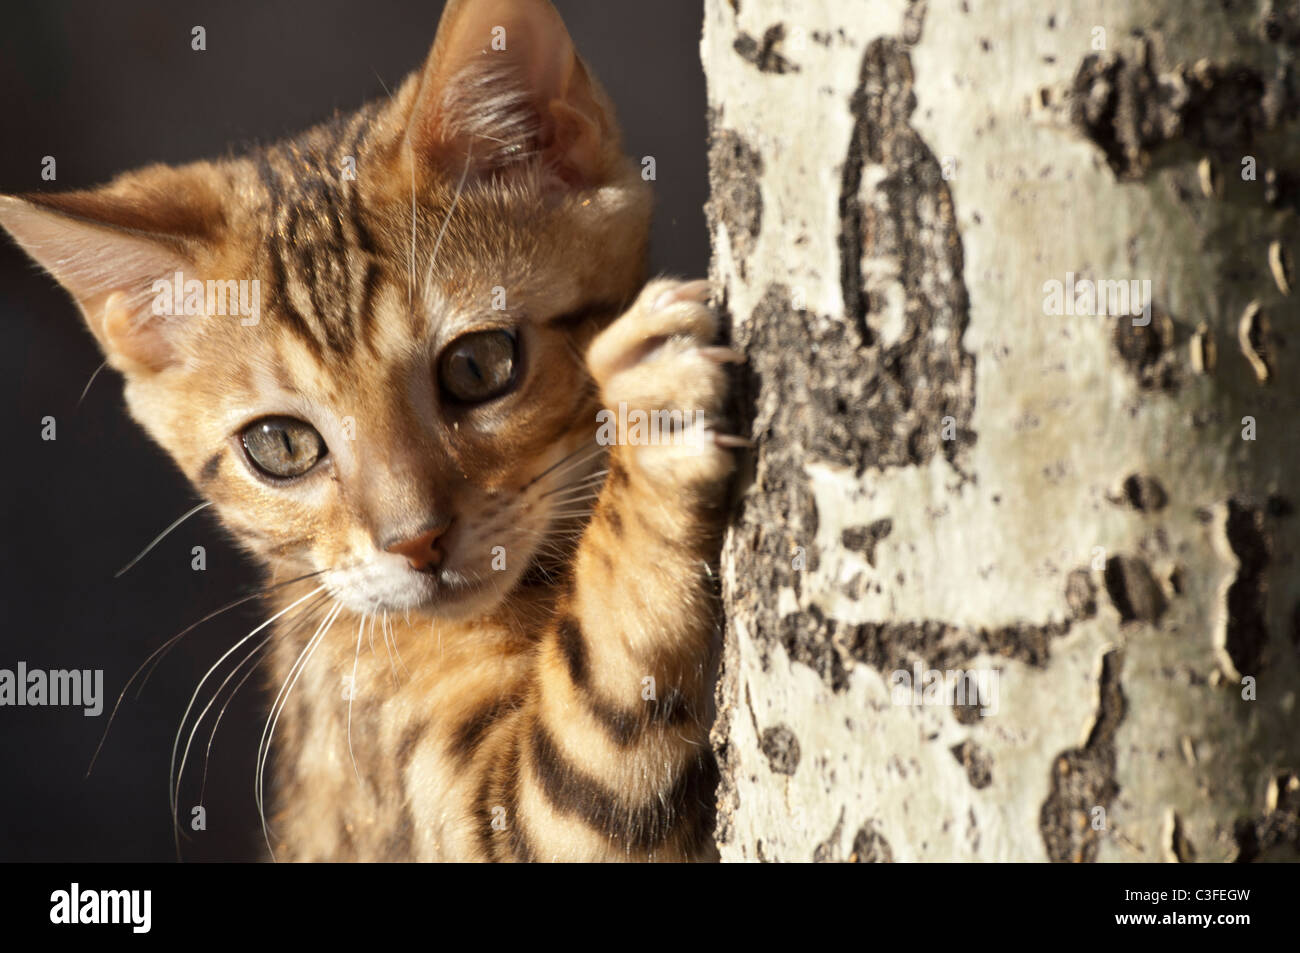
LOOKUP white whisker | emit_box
[196,636,272,807]
[257,600,344,860]
[170,585,327,856]
[76,359,107,408]
[87,570,328,780]
[116,501,213,578]
[386,610,410,678]
[408,144,417,308]
[381,609,400,686]
[347,611,367,790]
[421,143,474,306]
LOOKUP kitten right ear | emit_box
[404,0,621,186]
[0,180,216,374]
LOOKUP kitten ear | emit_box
[0,179,214,374]
[405,0,620,185]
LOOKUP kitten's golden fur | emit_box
[0,0,734,860]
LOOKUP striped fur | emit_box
[0,0,732,861]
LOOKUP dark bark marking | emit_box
[812,807,847,862]
[1066,568,1099,620]
[1262,0,1300,47]
[1104,555,1169,623]
[1118,474,1169,511]
[733,24,801,74]
[1068,35,1300,180]
[1169,811,1197,862]
[1234,772,1300,862]
[849,821,895,862]
[1224,499,1270,676]
[759,724,801,776]
[950,739,993,789]
[799,604,1073,693]
[1112,304,1180,392]
[837,37,976,471]
[705,125,763,276]
[840,518,893,567]
[1039,649,1126,863]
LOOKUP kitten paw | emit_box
[587,279,743,491]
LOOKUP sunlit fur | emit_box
[1,0,732,861]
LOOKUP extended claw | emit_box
[652,279,712,312]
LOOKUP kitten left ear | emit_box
[0,178,217,374]
[404,0,620,186]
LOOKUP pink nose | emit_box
[384,525,446,572]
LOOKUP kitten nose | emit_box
[383,522,448,572]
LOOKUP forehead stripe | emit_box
[253,104,388,360]
[255,152,327,360]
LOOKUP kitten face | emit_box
[1,0,652,619]
[165,218,628,620]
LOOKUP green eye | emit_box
[241,416,326,479]
[438,329,518,403]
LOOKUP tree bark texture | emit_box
[705,0,1300,862]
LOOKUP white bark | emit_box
[706,0,1300,862]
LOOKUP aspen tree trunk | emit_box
[704,0,1300,862]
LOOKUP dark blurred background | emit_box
[0,0,707,862]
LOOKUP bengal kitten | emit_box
[0,0,740,861]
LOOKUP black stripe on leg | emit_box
[586,687,693,748]
[472,734,534,863]
[555,615,588,687]
[449,691,522,764]
[586,699,639,747]
[528,718,713,853]
[503,736,535,862]
[675,748,720,860]
[472,764,498,862]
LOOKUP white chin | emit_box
[329,561,521,618]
